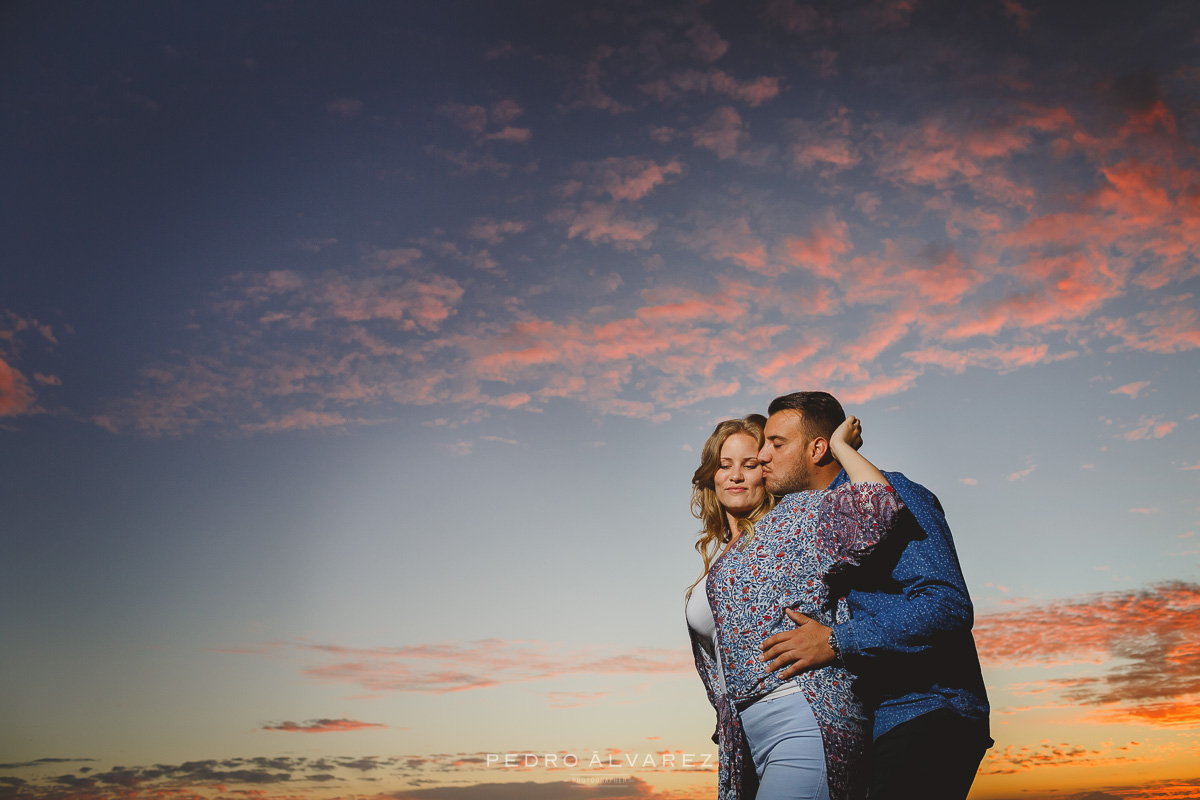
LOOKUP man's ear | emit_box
[810,436,829,464]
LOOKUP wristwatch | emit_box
[827,629,842,663]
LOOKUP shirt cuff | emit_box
[832,619,861,660]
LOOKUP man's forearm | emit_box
[837,582,973,659]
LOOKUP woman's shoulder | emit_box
[762,489,827,522]
[774,489,826,509]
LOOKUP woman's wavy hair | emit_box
[689,414,776,590]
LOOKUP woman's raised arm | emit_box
[828,416,890,487]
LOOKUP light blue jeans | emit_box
[739,691,830,800]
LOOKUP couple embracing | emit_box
[686,391,991,800]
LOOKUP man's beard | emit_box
[766,458,813,496]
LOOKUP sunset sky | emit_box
[1,1,1198,799]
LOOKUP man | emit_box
[757,391,991,800]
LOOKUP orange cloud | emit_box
[976,582,1200,727]
[547,202,658,250]
[467,217,529,245]
[781,220,853,278]
[1119,415,1177,440]
[0,311,62,418]
[560,48,632,115]
[691,106,747,159]
[93,86,1200,436]
[262,718,386,733]
[237,638,693,695]
[1000,0,1035,33]
[641,68,781,107]
[903,343,1054,374]
[1101,302,1200,354]
[697,218,773,274]
[0,356,37,417]
[1111,380,1151,398]
[579,156,685,202]
[326,97,363,116]
[981,739,1155,775]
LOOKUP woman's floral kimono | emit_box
[688,482,903,800]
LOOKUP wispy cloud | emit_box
[976,582,1200,728]
[1111,381,1152,399]
[1006,464,1037,482]
[0,311,61,418]
[560,46,632,115]
[234,638,692,694]
[261,717,386,733]
[982,739,1151,775]
[1120,415,1177,440]
[74,5,1200,438]
[325,97,363,117]
[640,68,782,107]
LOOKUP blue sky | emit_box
[2,2,1198,799]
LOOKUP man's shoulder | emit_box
[880,470,944,514]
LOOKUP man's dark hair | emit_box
[767,391,846,442]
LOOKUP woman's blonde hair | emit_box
[689,415,776,590]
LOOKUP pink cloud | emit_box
[641,69,782,107]
[292,236,338,252]
[247,638,693,694]
[490,98,523,124]
[1,311,56,345]
[488,392,532,409]
[98,89,1200,436]
[873,110,1075,207]
[262,717,386,733]
[701,218,772,274]
[686,21,729,62]
[871,0,918,30]
[424,145,513,177]
[1101,302,1200,355]
[561,47,632,114]
[484,125,532,143]
[941,252,1124,340]
[791,130,861,173]
[781,220,853,278]
[436,98,532,148]
[1001,0,1035,32]
[0,356,37,417]
[436,101,489,134]
[904,343,1052,374]
[1111,381,1150,399]
[547,202,658,249]
[0,312,60,419]
[240,410,352,433]
[466,218,528,245]
[1120,415,1177,441]
[691,106,747,159]
[585,156,684,202]
[1006,464,1037,481]
[765,0,826,33]
[755,339,827,382]
[326,97,363,116]
[812,48,838,78]
[239,270,464,332]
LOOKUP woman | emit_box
[686,414,902,800]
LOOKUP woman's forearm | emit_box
[829,416,890,487]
